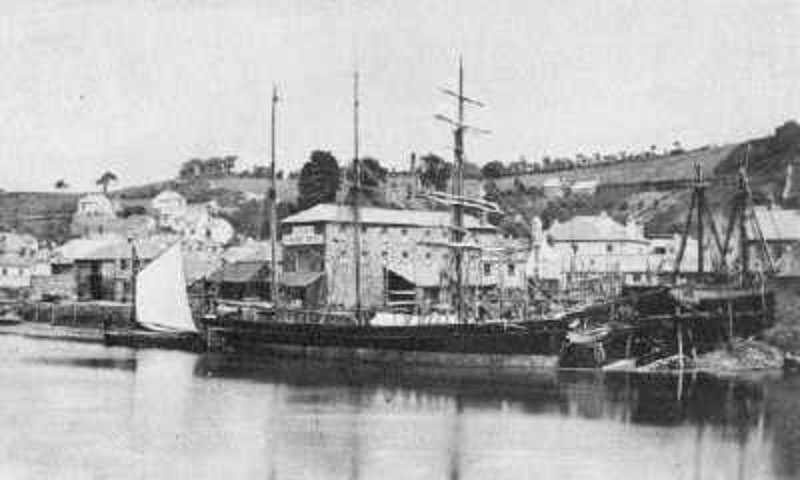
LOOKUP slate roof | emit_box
[281,203,496,231]
[222,240,278,263]
[208,261,270,283]
[282,271,324,287]
[751,206,800,242]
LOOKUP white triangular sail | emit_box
[135,242,198,333]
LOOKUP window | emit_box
[381,226,388,234]
[425,252,432,260]
[425,229,431,237]
[653,246,667,255]
[314,224,324,234]
[507,263,516,276]
[632,273,642,283]
[483,264,491,276]
[120,259,129,271]
[402,251,409,259]
[401,228,408,236]
[606,244,613,253]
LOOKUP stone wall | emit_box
[30,273,76,301]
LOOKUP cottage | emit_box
[208,261,272,301]
[71,193,118,237]
[543,178,564,198]
[152,190,188,225]
[152,191,233,245]
[749,206,800,276]
[533,212,656,294]
[73,239,164,302]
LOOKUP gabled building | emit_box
[280,203,503,310]
[151,190,233,246]
[71,193,119,237]
[749,206,800,276]
[532,212,660,294]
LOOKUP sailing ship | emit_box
[560,161,777,368]
[104,242,205,351]
[202,62,569,367]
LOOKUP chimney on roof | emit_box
[410,153,418,200]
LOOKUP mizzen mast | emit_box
[269,85,280,308]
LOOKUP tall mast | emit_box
[352,70,363,322]
[436,58,487,323]
[453,59,465,324]
[269,85,279,307]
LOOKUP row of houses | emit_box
[72,190,234,244]
[4,187,799,310]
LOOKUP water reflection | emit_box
[2,332,800,480]
[194,353,799,480]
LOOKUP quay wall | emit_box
[19,302,135,329]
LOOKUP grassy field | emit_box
[494,144,737,191]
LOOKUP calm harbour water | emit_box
[1,333,799,480]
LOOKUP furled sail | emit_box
[135,242,198,333]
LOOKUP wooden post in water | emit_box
[728,300,734,340]
[677,320,685,370]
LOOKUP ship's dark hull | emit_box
[202,317,568,368]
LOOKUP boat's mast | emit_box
[352,70,363,323]
[453,60,465,324]
[269,85,279,308]
[129,239,138,324]
[435,57,486,323]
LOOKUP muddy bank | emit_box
[632,339,784,373]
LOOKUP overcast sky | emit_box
[1,0,798,191]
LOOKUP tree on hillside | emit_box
[345,157,389,205]
[418,153,452,192]
[298,150,341,210]
[96,171,118,194]
[346,156,388,188]
[481,161,506,179]
[54,179,69,190]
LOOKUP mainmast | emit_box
[436,58,488,323]
[269,85,279,308]
[352,70,363,323]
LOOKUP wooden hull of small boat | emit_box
[104,329,205,352]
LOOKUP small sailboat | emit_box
[104,242,205,352]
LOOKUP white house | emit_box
[530,212,657,293]
[543,178,564,198]
[76,193,115,217]
[151,190,188,225]
[151,190,233,246]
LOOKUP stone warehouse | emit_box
[280,203,511,310]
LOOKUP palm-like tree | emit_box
[96,171,118,194]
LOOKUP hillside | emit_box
[0,192,79,243]
[1,121,796,244]
[494,144,736,191]
[490,121,800,237]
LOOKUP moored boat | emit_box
[104,242,205,352]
